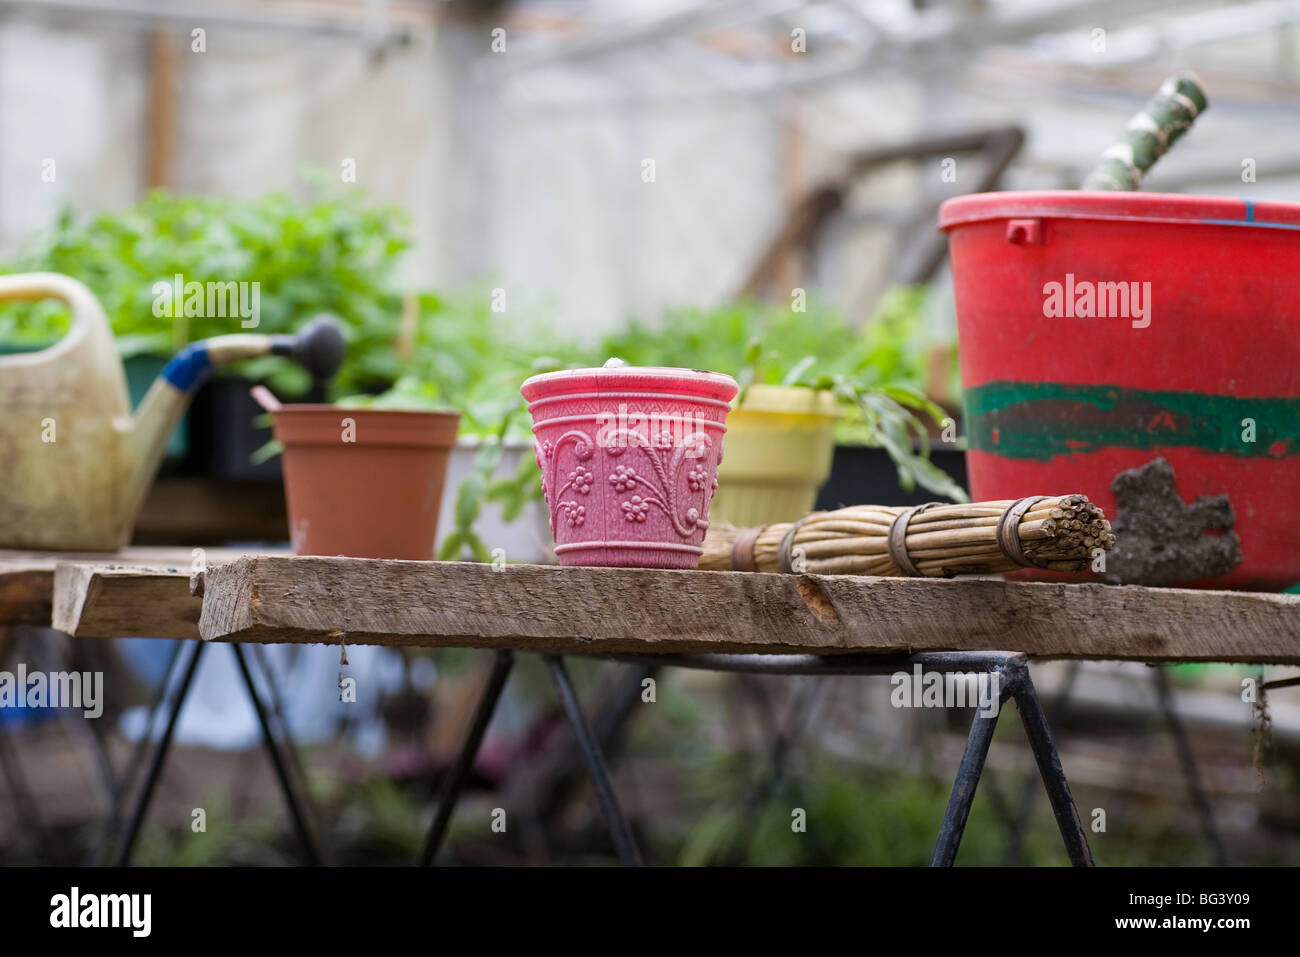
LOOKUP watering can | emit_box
[0,272,344,551]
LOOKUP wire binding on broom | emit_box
[702,494,1115,577]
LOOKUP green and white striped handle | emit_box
[1082,72,1209,191]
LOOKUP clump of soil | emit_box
[1100,457,1241,586]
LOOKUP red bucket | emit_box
[940,191,1300,591]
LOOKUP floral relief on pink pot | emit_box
[520,365,738,568]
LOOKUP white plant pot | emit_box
[435,437,554,564]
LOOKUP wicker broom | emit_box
[702,494,1114,578]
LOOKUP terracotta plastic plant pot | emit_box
[272,405,460,559]
[711,385,841,526]
[521,366,738,568]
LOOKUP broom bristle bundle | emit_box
[701,494,1115,577]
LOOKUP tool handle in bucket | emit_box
[1082,72,1208,191]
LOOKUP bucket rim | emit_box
[938,190,1300,232]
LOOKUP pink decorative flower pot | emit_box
[521,366,739,568]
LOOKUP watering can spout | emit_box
[120,315,346,530]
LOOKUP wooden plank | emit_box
[53,564,200,639]
[0,548,278,629]
[0,564,55,627]
[0,548,193,627]
[198,556,1300,663]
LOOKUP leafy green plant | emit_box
[437,437,543,563]
[424,290,964,554]
[676,756,1071,866]
[438,409,519,563]
[597,288,938,391]
[611,289,967,502]
[341,292,566,437]
[432,357,566,561]
[0,172,412,396]
[741,346,967,503]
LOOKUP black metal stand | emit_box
[417,649,1094,867]
[985,661,1228,866]
[231,643,327,865]
[988,659,1081,865]
[544,655,642,866]
[106,640,325,866]
[113,639,207,866]
[418,651,515,866]
[418,651,644,866]
[84,640,184,866]
[1152,666,1229,866]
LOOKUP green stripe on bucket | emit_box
[964,381,1300,461]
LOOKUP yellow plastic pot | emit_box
[712,385,840,526]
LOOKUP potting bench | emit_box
[6,552,1300,865]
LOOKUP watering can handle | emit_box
[0,272,114,343]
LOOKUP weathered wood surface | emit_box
[0,561,55,627]
[0,548,273,633]
[53,564,201,639]
[197,556,1300,662]
[1,548,196,627]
